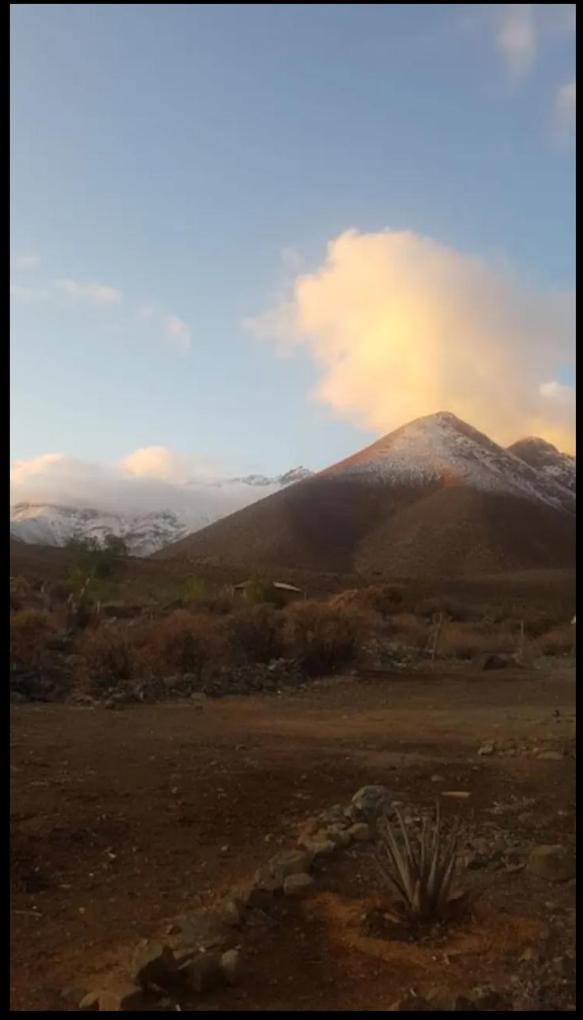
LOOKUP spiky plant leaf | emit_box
[375,802,461,922]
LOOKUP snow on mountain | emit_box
[507,437,576,495]
[323,412,575,513]
[9,468,312,556]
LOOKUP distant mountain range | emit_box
[154,412,575,577]
[10,467,312,557]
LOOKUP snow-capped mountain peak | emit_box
[322,411,575,513]
[10,467,313,556]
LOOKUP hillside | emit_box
[155,412,575,577]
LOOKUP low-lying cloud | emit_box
[248,229,575,453]
[10,447,268,517]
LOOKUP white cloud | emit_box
[12,253,40,270]
[54,278,123,305]
[248,228,575,454]
[9,448,277,520]
[164,314,192,351]
[555,80,576,136]
[120,446,194,484]
[495,4,536,77]
[10,284,49,303]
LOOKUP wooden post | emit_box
[517,619,525,663]
[430,612,444,669]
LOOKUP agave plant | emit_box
[376,802,461,921]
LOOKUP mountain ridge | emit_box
[154,412,575,576]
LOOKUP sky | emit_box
[10,4,576,505]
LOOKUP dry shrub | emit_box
[79,623,142,684]
[389,613,428,650]
[225,604,284,664]
[284,600,377,675]
[144,610,222,678]
[522,611,566,639]
[333,584,403,618]
[10,609,57,666]
[534,624,575,656]
[437,622,515,660]
[414,596,475,623]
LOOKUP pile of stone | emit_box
[72,785,389,1011]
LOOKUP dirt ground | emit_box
[10,663,576,1011]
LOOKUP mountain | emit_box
[508,437,576,496]
[9,467,312,557]
[155,412,575,577]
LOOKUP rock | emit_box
[220,948,240,985]
[60,985,87,1007]
[283,872,314,897]
[350,785,392,822]
[536,751,564,761]
[89,983,144,1011]
[304,839,336,859]
[174,912,229,950]
[324,826,352,848]
[218,897,243,928]
[78,991,100,1010]
[182,954,226,994]
[441,791,471,799]
[270,849,313,878]
[131,940,178,990]
[430,774,445,783]
[347,822,373,842]
[10,691,27,705]
[478,742,495,756]
[527,845,575,882]
[481,653,514,671]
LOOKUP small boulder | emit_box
[350,785,392,822]
[283,872,314,897]
[478,742,495,756]
[78,991,100,1011]
[131,940,178,990]
[481,653,513,671]
[218,897,243,928]
[536,751,563,761]
[526,845,575,882]
[174,911,229,950]
[300,837,336,858]
[325,826,352,848]
[347,822,373,842]
[182,953,226,994]
[91,983,144,1011]
[220,948,240,985]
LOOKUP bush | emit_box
[79,624,141,685]
[144,610,221,679]
[11,610,57,667]
[225,604,284,664]
[437,622,515,660]
[66,534,127,582]
[333,585,403,618]
[389,613,429,650]
[284,600,377,675]
[534,624,575,657]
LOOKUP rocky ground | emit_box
[10,662,575,1011]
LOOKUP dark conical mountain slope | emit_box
[154,413,575,577]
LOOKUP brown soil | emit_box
[10,664,575,1011]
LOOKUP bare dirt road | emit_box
[10,664,575,1011]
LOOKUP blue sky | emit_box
[11,4,575,486]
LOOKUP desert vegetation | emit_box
[9,570,575,704]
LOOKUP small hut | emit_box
[231,579,305,606]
